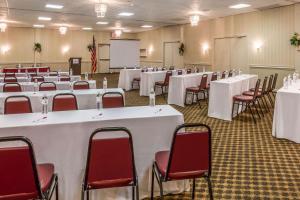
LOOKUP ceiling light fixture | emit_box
[45,4,64,9]
[118,12,134,16]
[189,15,200,26]
[141,25,153,28]
[95,0,108,18]
[38,17,52,21]
[96,21,109,25]
[229,4,251,9]
[82,27,93,30]
[59,26,68,35]
[0,23,7,32]
[33,24,45,28]
[114,29,122,37]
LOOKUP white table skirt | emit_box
[208,74,258,121]
[140,70,184,96]
[168,72,213,107]
[0,75,81,83]
[0,105,188,200]
[0,77,30,83]
[0,88,124,114]
[272,82,300,143]
[118,69,141,91]
[0,80,96,92]
[0,72,70,78]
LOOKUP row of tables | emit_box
[0,75,81,83]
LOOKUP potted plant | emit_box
[179,43,185,56]
[33,42,42,67]
[290,33,300,51]
[87,44,93,52]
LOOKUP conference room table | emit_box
[0,71,70,77]
[140,70,185,96]
[272,81,300,143]
[208,74,258,121]
[118,68,142,91]
[0,88,124,114]
[0,105,188,200]
[168,72,213,107]
[0,75,81,83]
[0,80,96,92]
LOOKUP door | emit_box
[214,38,231,71]
[163,42,183,68]
[98,44,110,73]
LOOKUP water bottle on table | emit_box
[149,88,156,107]
[103,77,107,90]
[41,94,48,118]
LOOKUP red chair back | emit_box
[253,79,261,99]
[228,70,233,77]
[177,70,183,75]
[31,76,44,82]
[4,73,16,77]
[60,76,70,82]
[272,73,278,90]
[73,81,90,90]
[211,72,218,81]
[3,83,22,92]
[27,68,36,73]
[261,77,268,94]
[4,96,32,114]
[165,124,211,180]
[102,92,124,108]
[4,77,17,83]
[38,67,50,73]
[3,68,18,73]
[83,127,137,189]
[267,75,273,93]
[199,74,208,89]
[0,137,42,199]
[52,93,78,111]
[49,71,58,76]
[186,69,192,74]
[19,69,26,73]
[221,71,226,79]
[39,82,56,91]
[164,71,173,84]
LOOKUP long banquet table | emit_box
[0,80,96,92]
[208,74,258,121]
[118,68,141,91]
[272,81,300,143]
[0,88,124,114]
[0,75,81,83]
[0,72,70,77]
[168,72,213,107]
[0,105,188,199]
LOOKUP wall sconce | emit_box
[202,43,209,54]
[254,40,263,52]
[62,45,70,54]
[149,45,154,55]
[1,44,10,54]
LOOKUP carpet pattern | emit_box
[94,73,300,199]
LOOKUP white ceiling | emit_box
[0,0,299,32]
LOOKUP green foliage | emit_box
[290,33,300,47]
[179,43,185,56]
[34,43,42,53]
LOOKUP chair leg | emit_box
[197,92,201,109]
[192,178,196,200]
[206,176,213,200]
[132,186,135,200]
[257,99,264,117]
[253,102,261,119]
[151,165,155,200]
[86,190,89,200]
[263,95,270,111]
[262,96,269,112]
[158,181,164,200]
[81,187,85,200]
[55,178,59,200]
[267,93,274,106]
[185,91,188,105]
[247,103,256,124]
[231,101,236,119]
[135,183,139,200]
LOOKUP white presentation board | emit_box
[110,39,140,69]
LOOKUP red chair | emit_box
[102,92,124,108]
[27,68,36,73]
[39,82,57,91]
[211,72,218,82]
[221,71,226,79]
[82,127,139,200]
[185,74,209,106]
[150,123,213,200]
[4,77,18,83]
[177,70,183,75]
[32,76,44,82]
[3,68,18,73]
[3,83,22,92]
[154,71,172,99]
[232,79,261,123]
[52,93,78,111]
[0,136,58,200]
[49,71,58,76]
[38,67,50,73]
[4,95,32,114]
[20,68,27,73]
[4,73,16,77]
[60,76,71,82]
[271,73,278,98]
[73,81,90,90]
[228,70,233,77]
[187,69,192,74]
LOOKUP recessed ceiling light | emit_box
[118,12,134,16]
[45,4,64,9]
[33,24,45,28]
[141,25,153,28]
[38,17,52,21]
[82,27,93,30]
[229,4,251,9]
[96,21,109,25]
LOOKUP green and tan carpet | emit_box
[92,73,300,199]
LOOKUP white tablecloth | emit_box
[0,80,96,92]
[118,69,142,91]
[0,88,124,114]
[44,76,81,82]
[272,81,300,143]
[208,74,258,121]
[0,72,70,77]
[0,105,188,199]
[168,72,213,107]
[0,77,30,83]
[140,70,183,96]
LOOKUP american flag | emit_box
[91,36,97,74]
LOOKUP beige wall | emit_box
[0,27,136,73]
[137,4,300,87]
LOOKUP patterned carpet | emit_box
[93,73,300,199]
